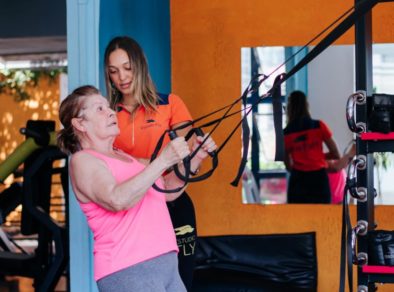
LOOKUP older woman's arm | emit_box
[70,137,189,212]
[324,137,340,160]
[163,134,217,201]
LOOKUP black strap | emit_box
[149,0,379,191]
[173,128,219,183]
[284,0,378,83]
[229,72,284,186]
[339,176,356,292]
[149,77,260,191]
[150,130,190,194]
[271,74,285,162]
[230,97,250,186]
[223,0,378,184]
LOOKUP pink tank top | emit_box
[77,150,178,280]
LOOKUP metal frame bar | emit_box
[355,0,394,289]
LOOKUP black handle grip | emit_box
[194,128,216,158]
[170,126,219,183]
[195,128,204,137]
[168,130,177,140]
[168,129,191,170]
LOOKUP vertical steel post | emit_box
[354,0,374,289]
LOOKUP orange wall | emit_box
[171,1,394,291]
[0,76,60,181]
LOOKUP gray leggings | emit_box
[97,252,186,292]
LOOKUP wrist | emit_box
[192,145,207,160]
[190,166,200,176]
[193,151,206,161]
[155,155,172,173]
[163,166,174,176]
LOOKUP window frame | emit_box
[244,46,308,186]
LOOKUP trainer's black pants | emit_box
[287,168,331,204]
[167,192,196,291]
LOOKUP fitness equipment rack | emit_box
[0,120,69,291]
[346,1,394,291]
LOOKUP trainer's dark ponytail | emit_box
[57,85,100,154]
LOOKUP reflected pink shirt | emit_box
[77,150,178,281]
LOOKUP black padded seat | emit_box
[192,232,317,292]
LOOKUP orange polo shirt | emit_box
[284,118,332,171]
[114,93,192,159]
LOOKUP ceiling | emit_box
[0,36,67,58]
[0,0,66,65]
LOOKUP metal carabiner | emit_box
[347,155,367,201]
[346,90,367,133]
[351,220,368,265]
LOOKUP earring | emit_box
[111,86,117,97]
[111,82,118,97]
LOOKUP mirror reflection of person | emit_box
[283,90,340,204]
[57,85,217,292]
[103,36,198,290]
[327,142,356,204]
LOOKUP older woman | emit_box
[57,85,216,292]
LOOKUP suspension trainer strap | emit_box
[228,86,251,187]
[272,0,378,161]
[150,130,168,163]
[173,127,219,183]
[339,187,347,292]
[339,177,355,292]
[284,0,378,84]
[230,104,250,186]
[346,191,353,292]
[149,0,378,191]
[150,130,190,194]
[272,74,285,161]
[161,74,265,187]
[228,76,270,186]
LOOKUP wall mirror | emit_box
[241,44,394,205]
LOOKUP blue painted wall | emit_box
[99,0,171,94]
[67,0,171,290]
